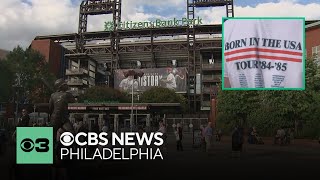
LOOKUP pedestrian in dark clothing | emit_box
[12,109,30,143]
[176,123,183,151]
[17,109,30,127]
[0,129,8,155]
[92,121,100,133]
[232,126,244,158]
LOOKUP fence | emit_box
[165,118,208,133]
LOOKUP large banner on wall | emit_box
[114,67,187,93]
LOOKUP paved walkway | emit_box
[1,134,320,179]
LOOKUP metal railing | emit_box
[202,75,221,81]
[201,63,222,69]
[165,118,209,133]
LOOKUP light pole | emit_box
[136,90,140,127]
[13,73,22,125]
[33,104,36,125]
[131,76,134,131]
[135,105,138,126]
[124,69,144,132]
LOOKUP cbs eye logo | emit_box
[60,132,74,146]
[20,138,50,153]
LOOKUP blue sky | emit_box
[139,0,320,22]
[235,0,320,6]
[219,0,319,6]
[145,0,320,14]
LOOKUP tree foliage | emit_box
[78,86,130,103]
[1,46,56,103]
[217,58,320,138]
[140,87,187,112]
[0,60,14,102]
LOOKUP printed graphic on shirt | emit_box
[223,19,304,89]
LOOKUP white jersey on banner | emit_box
[224,19,304,88]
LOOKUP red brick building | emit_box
[0,49,9,60]
[30,39,65,78]
[306,21,320,59]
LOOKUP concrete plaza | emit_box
[1,133,319,179]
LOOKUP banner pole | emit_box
[131,76,134,132]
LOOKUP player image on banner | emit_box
[223,18,304,89]
[119,75,139,92]
[160,68,185,90]
[114,68,187,93]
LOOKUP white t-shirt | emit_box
[224,19,304,88]
[166,73,177,89]
[119,78,138,91]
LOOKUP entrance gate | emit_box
[165,118,208,133]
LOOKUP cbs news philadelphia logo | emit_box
[16,127,53,164]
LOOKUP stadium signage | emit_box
[104,17,203,31]
[114,67,187,93]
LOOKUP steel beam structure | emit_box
[78,0,115,52]
[34,25,222,43]
[187,0,234,112]
[111,0,122,70]
[187,0,197,113]
[63,40,221,57]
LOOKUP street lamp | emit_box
[33,105,36,125]
[13,73,22,124]
[123,69,144,132]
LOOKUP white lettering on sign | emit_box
[118,106,147,110]
[91,107,110,111]
[68,107,86,110]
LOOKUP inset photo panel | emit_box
[222,17,305,90]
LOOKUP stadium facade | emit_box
[16,0,319,131]
[33,0,235,115]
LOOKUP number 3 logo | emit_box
[20,138,50,153]
[35,138,49,152]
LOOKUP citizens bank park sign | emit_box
[104,17,203,31]
[114,67,187,93]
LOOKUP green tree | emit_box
[140,87,187,112]
[0,60,14,102]
[305,58,320,91]
[78,86,130,103]
[4,46,56,103]
[216,58,320,138]
[217,90,259,127]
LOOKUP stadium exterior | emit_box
[7,0,319,131]
[33,0,234,116]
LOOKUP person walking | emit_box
[0,129,8,156]
[232,126,244,158]
[12,109,30,143]
[176,123,183,151]
[204,122,213,152]
[158,121,167,151]
[17,109,30,127]
[200,125,206,151]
